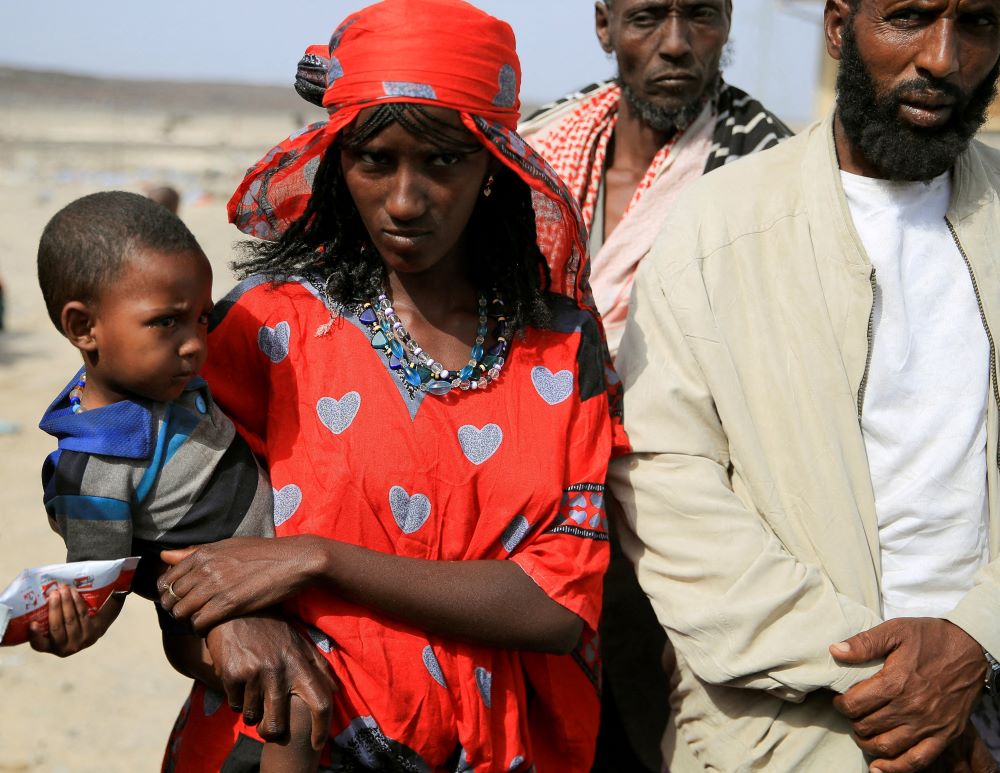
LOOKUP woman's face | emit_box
[340,106,492,278]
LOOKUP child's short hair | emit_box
[37,191,203,332]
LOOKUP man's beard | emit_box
[837,18,999,181]
[616,43,731,135]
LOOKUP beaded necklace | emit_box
[358,291,509,398]
[69,373,87,414]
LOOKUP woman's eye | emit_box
[431,153,462,167]
[359,151,389,165]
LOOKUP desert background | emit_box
[0,67,330,772]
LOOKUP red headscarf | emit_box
[227,0,627,448]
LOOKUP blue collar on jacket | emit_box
[38,368,208,460]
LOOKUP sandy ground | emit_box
[0,71,307,772]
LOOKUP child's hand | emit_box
[27,584,118,657]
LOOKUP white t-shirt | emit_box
[842,169,990,621]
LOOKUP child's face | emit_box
[86,248,213,406]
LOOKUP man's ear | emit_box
[824,0,852,61]
[61,301,98,353]
[595,2,613,54]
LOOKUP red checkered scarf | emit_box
[525,82,680,233]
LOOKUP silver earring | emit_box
[483,174,495,198]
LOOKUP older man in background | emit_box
[522,3,789,770]
[611,0,1000,769]
[520,0,789,356]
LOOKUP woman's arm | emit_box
[159,536,583,653]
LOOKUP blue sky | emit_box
[0,1,827,124]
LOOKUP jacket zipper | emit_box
[945,217,1000,470]
[857,267,877,418]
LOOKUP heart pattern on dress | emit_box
[203,688,224,717]
[422,645,447,689]
[307,625,333,654]
[492,63,517,108]
[501,515,531,553]
[531,366,573,405]
[257,321,291,364]
[317,392,361,435]
[389,486,431,534]
[475,666,493,709]
[273,484,302,527]
[458,423,503,465]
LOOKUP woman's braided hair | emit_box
[235,103,553,331]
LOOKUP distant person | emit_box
[146,184,180,216]
[34,191,330,772]
[516,2,791,769]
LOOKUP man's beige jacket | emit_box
[609,112,1000,772]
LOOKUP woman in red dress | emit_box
[157,1,627,770]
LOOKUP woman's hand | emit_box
[157,536,325,632]
[28,584,124,657]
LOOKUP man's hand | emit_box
[204,613,335,751]
[830,618,986,773]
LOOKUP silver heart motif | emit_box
[317,392,361,435]
[475,666,493,709]
[501,515,531,553]
[307,625,333,654]
[492,63,517,108]
[509,757,526,772]
[258,321,291,364]
[203,688,224,717]
[458,423,503,465]
[273,484,302,527]
[389,486,431,534]
[422,645,447,688]
[531,366,573,405]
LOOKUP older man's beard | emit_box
[837,19,999,181]
[617,43,732,134]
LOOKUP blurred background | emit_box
[0,1,902,770]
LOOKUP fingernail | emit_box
[831,641,850,654]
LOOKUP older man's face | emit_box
[829,0,1000,179]
[597,0,730,132]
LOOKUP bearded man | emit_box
[522,6,790,770]
[609,0,1000,770]
[520,0,789,357]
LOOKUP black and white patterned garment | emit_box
[520,78,792,177]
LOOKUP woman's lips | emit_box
[381,229,432,250]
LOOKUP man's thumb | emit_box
[830,625,894,663]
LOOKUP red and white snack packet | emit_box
[0,557,139,646]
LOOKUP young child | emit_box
[34,191,322,772]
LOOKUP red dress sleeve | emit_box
[203,279,298,457]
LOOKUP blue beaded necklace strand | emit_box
[68,373,87,414]
[360,291,509,398]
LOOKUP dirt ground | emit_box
[0,70,306,772]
